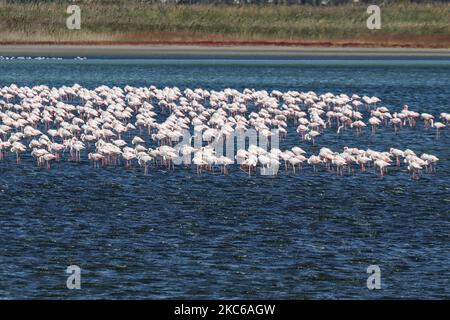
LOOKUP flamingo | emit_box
[374,159,390,177]
[138,154,153,175]
[11,142,26,163]
[368,117,381,134]
[307,155,322,173]
[390,148,405,167]
[42,153,56,169]
[431,119,446,138]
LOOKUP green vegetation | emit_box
[0,1,448,47]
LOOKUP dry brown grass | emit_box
[0,2,448,47]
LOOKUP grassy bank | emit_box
[0,1,448,47]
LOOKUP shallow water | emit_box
[0,58,449,299]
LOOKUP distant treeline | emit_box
[1,0,448,5]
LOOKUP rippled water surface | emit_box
[0,58,449,299]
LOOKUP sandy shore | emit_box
[0,45,450,58]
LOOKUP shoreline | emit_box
[0,44,450,58]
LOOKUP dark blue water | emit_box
[0,58,449,299]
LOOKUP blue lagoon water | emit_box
[0,58,449,299]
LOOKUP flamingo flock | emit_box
[0,56,87,61]
[0,84,446,179]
